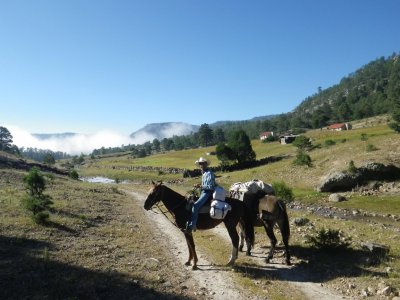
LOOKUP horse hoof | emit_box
[265,258,271,263]
[184,261,191,266]
[246,251,251,256]
[286,260,292,266]
[239,246,243,252]
[192,265,198,270]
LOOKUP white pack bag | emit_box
[229,179,274,200]
[210,200,231,219]
[213,186,226,201]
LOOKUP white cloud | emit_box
[6,126,155,155]
[6,122,198,155]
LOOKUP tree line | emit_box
[90,51,400,159]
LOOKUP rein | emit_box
[149,187,186,229]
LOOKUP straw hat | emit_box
[195,157,209,166]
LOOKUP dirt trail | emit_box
[129,190,350,300]
[129,191,251,300]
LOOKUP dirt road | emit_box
[129,190,350,300]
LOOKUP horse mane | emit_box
[160,184,187,203]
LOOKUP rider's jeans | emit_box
[189,189,213,229]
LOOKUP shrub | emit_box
[32,211,50,225]
[292,135,313,151]
[262,135,276,143]
[69,169,79,180]
[361,133,368,141]
[293,151,312,167]
[272,181,294,202]
[305,228,351,251]
[324,139,336,147]
[21,167,53,224]
[366,144,378,152]
[347,160,357,174]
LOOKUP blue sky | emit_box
[1,0,400,138]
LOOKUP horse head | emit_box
[144,180,164,210]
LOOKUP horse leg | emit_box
[184,233,193,266]
[225,221,239,266]
[238,221,250,254]
[238,222,244,252]
[185,233,198,270]
[277,219,291,265]
[264,221,277,263]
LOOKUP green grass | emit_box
[335,194,400,216]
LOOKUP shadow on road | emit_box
[0,235,194,300]
[234,244,388,283]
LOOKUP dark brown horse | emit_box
[239,194,291,265]
[143,181,253,270]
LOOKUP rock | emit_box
[378,286,392,296]
[329,193,347,202]
[293,217,310,226]
[361,288,369,297]
[361,242,390,265]
[317,163,400,192]
[317,172,358,192]
[361,242,390,254]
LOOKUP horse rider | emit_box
[186,157,216,233]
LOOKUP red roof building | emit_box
[327,123,352,131]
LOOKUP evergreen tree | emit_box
[389,97,400,133]
[228,129,256,164]
[198,123,213,147]
[152,138,161,152]
[215,143,235,163]
[213,128,226,144]
[0,126,14,152]
[43,153,56,165]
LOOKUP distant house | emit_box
[327,123,352,131]
[279,134,299,144]
[260,131,274,140]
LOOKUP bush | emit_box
[347,160,357,174]
[292,135,313,151]
[293,151,312,167]
[366,144,378,152]
[361,133,368,141]
[32,211,50,225]
[305,228,351,251]
[21,167,53,224]
[69,169,79,180]
[272,181,294,202]
[324,139,336,147]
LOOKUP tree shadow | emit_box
[0,235,194,300]
[235,244,388,283]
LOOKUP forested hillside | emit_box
[91,53,400,156]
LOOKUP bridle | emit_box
[148,185,186,228]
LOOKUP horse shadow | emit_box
[234,244,388,283]
[0,235,193,300]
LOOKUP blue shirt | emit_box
[201,169,216,191]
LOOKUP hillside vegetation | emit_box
[1,115,400,299]
[79,115,399,193]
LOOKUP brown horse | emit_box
[143,181,253,270]
[239,194,291,265]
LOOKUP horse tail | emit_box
[278,200,290,240]
[241,201,255,247]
